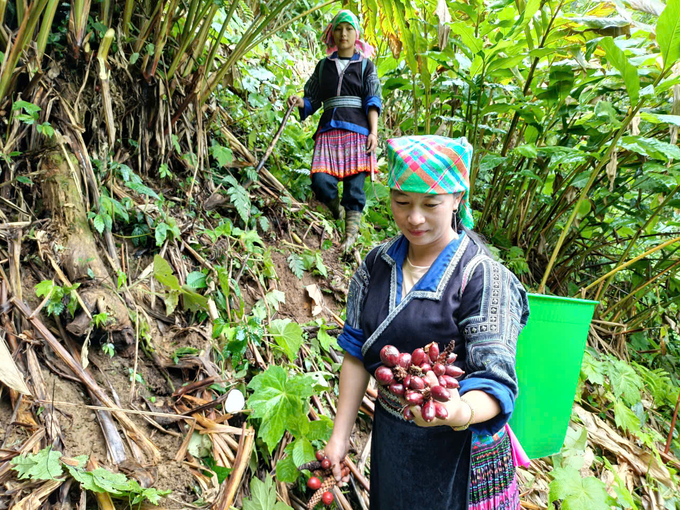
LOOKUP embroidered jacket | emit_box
[338,234,530,436]
[299,52,382,138]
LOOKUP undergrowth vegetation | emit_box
[1,0,679,508]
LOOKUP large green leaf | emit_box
[613,399,642,434]
[153,255,181,291]
[247,366,315,451]
[606,359,643,406]
[11,448,63,480]
[549,466,613,510]
[242,475,292,510]
[657,0,680,69]
[269,319,304,362]
[600,37,639,106]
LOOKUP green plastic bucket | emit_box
[508,294,597,459]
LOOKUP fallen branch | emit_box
[212,423,255,510]
[12,297,161,463]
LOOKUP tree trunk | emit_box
[40,146,134,347]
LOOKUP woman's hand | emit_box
[366,132,378,153]
[409,371,472,429]
[323,434,351,485]
[287,95,304,108]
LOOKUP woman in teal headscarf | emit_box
[288,10,382,251]
[324,136,530,509]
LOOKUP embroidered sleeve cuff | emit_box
[337,323,366,361]
[363,96,382,116]
[459,378,515,436]
[299,98,313,121]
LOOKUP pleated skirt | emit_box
[469,428,521,510]
[311,129,376,179]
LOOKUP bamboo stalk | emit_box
[202,0,239,78]
[664,390,680,455]
[97,28,116,147]
[122,0,135,35]
[183,3,219,77]
[144,0,179,81]
[0,0,50,103]
[580,236,680,294]
[539,113,644,293]
[602,258,680,316]
[36,0,59,61]
[199,0,296,103]
[596,183,680,300]
[68,0,92,60]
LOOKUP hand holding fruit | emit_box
[301,449,351,508]
[376,341,466,427]
[323,435,350,485]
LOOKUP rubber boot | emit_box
[327,195,343,220]
[340,210,361,252]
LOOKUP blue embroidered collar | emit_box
[382,233,467,303]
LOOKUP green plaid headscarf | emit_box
[387,136,475,229]
[321,10,375,57]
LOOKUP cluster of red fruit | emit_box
[304,450,350,508]
[375,341,464,422]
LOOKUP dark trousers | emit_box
[311,171,367,212]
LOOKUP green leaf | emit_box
[155,222,168,246]
[314,252,327,277]
[11,448,63,480]
[549,466,611,510]
[275,456,299,483]
[187,432,212,458]
[657,0,680,69]
[247,366,315,451]
[35,279,55,298]
[181,285,209,312]
[619,136,680,161]
[287,253,305,279]
[153,255,181,291]
[581,350,605,385]
[600,37,639,106]
[514,143,537,158]
[224,176,250,223]
[606,359,643,406]
[186,271,207,289]
[93,214,105,234]
[13,100,41,115]
[242,475,292,510]
[479,154,507,173]
[613,399,641,434]
[211,142,234,167]
[264,289,286,311]
[269,319,304,362]
[305,416,333,442]
[450,22,483,54]
[126,180,159,199]
[639,112,680,126]
[317,329,339,352]
[291,438,315,467]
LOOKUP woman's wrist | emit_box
[448,399,473,429]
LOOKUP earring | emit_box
[452,209,458,232]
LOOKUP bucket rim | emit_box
[527,293,599,306]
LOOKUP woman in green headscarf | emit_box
[324,136,530,509]
[288,10,382,252]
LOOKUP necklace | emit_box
[406,256,431,270]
